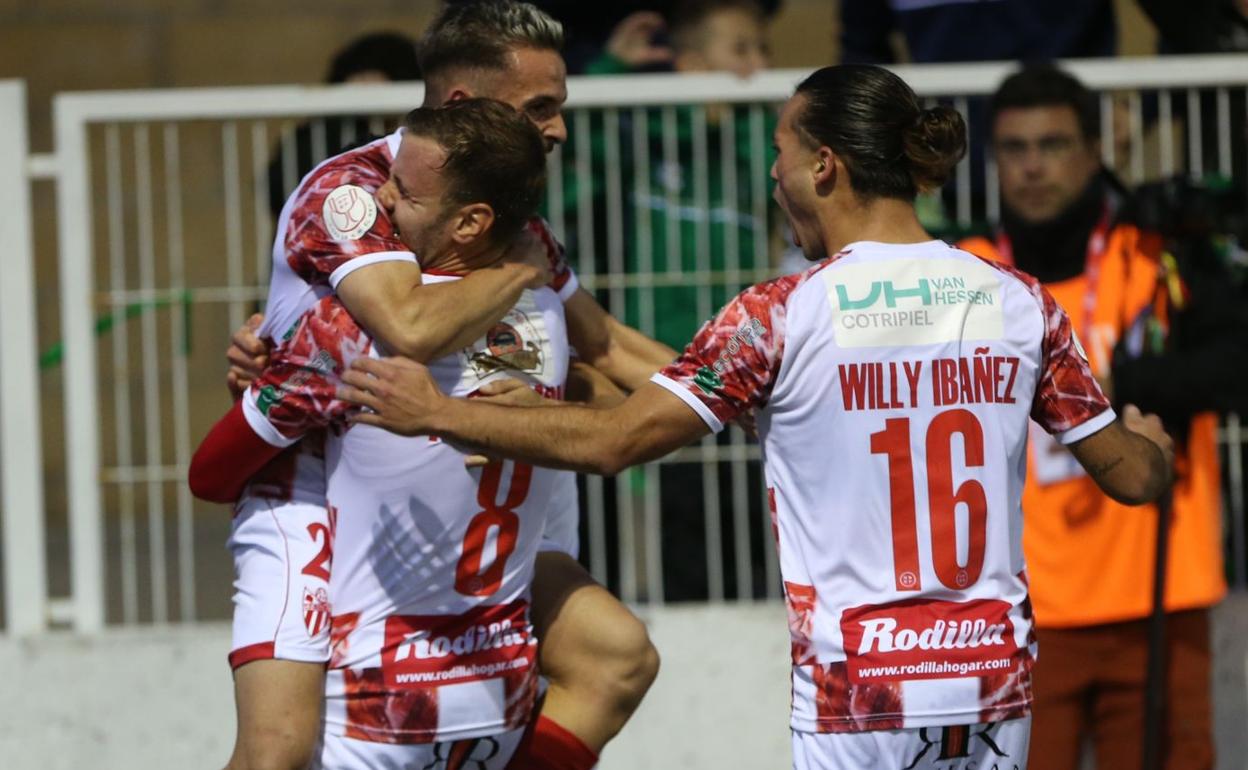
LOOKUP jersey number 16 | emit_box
[870,408,987,592]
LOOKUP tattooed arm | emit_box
[1068,404,1174,505]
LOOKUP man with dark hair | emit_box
[960,64,1241,770]
[401,102,548,242]
[220,3,668,769]
[986,66,1102,229]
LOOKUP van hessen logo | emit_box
[840,598,1021,684]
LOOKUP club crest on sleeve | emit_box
[322,184,377,241]
[694,366,723,395]
[303,586,331,638]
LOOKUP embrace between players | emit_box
[189,3,1175,769]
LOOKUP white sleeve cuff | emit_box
[556,269,580,303]
[650,373,725,434]
[241,390,300,448]
[1054,406,1116,445]
[327,250,418,290]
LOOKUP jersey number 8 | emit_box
[455,461,532,596]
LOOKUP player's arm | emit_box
[566,360,628,408]
[290,171,550,364]
[340,280,791,473]
[563,288,678,392]
[336,237,549,362]
[194,300,372,503]
[1067,405,1174,505]
[1028,278,1173,505]
[188,401,286,503]
[340,357,707,475]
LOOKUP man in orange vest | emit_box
[960,65,1227,769]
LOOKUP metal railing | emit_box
[0,81,48,635]
[2,54,1247,633]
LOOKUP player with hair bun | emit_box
[337,65,1176,769]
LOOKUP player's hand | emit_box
[462,378,545,467]
[605,11,674,68]
[565,360,627,408]
[226,313,268,401]
[1122,403,1175,470]
[500,228,553,289]
[475,377,545,407]
[338,356,444,437]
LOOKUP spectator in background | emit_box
[565,0,776,349]
[585,0,769,76]
[556,0,778,601]
[521,0,782,73]
[959,65,1244,770]
[841,0,1116,64]
[265,32,420,219]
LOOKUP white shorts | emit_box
[792,717,1030,770]
[315,726,526,770]
[537,471,580,559]
[227,497,334,668]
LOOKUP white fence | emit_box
[1,54,1247,634]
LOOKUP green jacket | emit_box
[551,102,780,349]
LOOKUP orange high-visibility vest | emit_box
[961,225,1225,627]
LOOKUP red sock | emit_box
[507,714,598,770]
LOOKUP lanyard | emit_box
[994,206,1113,344]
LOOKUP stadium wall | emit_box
[2,597,1245,769]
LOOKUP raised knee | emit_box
[601,614,660,703]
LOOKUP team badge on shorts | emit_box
[322,184,377,241]
[303,587,331,638]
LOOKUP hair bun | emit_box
[902,106,967,192]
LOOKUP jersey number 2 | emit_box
[870,408,987,592]
[455,461,532,596]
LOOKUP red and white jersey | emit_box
[246,127,578,504]
[240,276,573,744]
[241,130,405,504]
[653,240,1113,734]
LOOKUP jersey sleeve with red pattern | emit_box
[526,218,579,301]
[283,142,413,289]
[242,297,375,447]
[651,272,804,432]
[1019,269,1115,443]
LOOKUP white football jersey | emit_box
[323,277,571,743]
[654,240,1113,733]
[239,275,573,744]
